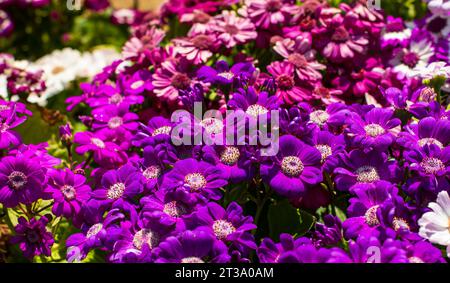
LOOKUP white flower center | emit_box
[212,219,236,240]
[420,157,445,175]
[220,146,240,165]
[108,116,123,129]
[91,138,105,148]
[184,173,207,191]
[86,223,103,238]
[107,182,125,200]
[364,205,380,226]
[364,123,385,137]
[143,165,161,180]
[418,138,443,149]
[61,185,76,201]
[152,126,172,137]
[163,201,186,217]
[392,217,410,231]
[355,166,380,183]
[245,104,269,118]
[181,257,205,263]
[132,229,159,250]
[309,110,329,127]
[281,156,304,177]
[315,144,332,163]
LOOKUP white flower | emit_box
[418,191,450,256]
[427,0,450,17]
[390,39,434,78]
[411,61,450,79]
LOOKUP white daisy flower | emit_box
[418,191,450,256]
[411,61,450,79]
[390,39,435,78]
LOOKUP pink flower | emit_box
[267,61,312,105]
[181,10,213,36]
[313,15,368,63]
[239,0,297,29]
[273,36,325,83]
[122,26,165,59]
[211,10,257,48]
[173,34,217,64]
[152,59,195,103]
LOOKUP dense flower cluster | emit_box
[1,0,450,263]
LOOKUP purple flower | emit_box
[334,149,401,191]
[345,107,401,152]
[91,164,143,209]
[311,130,345,173]
[10,216,54,259]
[154,228,229,263]
[197,60,256,85]
[133,116,173,148]
[185,202,257,252]
[161,158,227,202]
[261,135,322,198]
[0,155,46,207]
[92,104,139,134]
[343,181,397,239]
[312,215,343,247]
[398,117,450,150]
[0,10,13,37]
[74,131,128,168]
[0,105,27,149]
[136,146,164,192]
[45,169,91,219]
[84,0,109,11]
[404,144,450,192]
[240,0,297,29]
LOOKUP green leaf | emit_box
[267,199,316,239]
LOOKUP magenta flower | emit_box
[45,169,91,219]
[267,61,312,104]
[10,216,54,259]
[239,0,296,29]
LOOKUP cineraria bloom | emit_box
[185,202,257,252]
[137,146,164,192]
[0,104,28,149]
[152,59,195,103]
[91,164,143,209]
[197,60,256,85]
[311,130,345,173]
[10,216,54,259]
[45,169,91,219]
[122,26,165,59]
[161,0,230,17]
[273,37,325,83]
[154,228,229,263]
[173,34,217,64]
[312,215,343,248]
[0,155,46,207]
[403,241,445,263]
[260,135,322,198]
[66,209,125,262]
[239,0,296,29]
[312,15,368,63]
[345,107,401,152]
[397,117,450,150]
[181,10,213,36]
[340,2,384,36]
[343,181,397,239]
[74,131,128,168]
[410,61,450,80]
[267,61,312,104]
[258,234,330,263]
[91,104,139,134]
[381,16,411,48]
[389,32,435,79]
[133,116,173,148]
[11,143,61,169]
[418,191,450,256]
[333,149,401,191]
[210,10,257,49]
[330,57,384,98]
[307,103,350,130]
[228,86,280,119]
[404,144,450,192]
[202,145,254,183]
[328,232,408,263]
[161,158,227,202]
[140,190,193,231]
[121,70,153,96]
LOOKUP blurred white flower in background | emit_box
[411,61,450,79]
[27,47,121,105]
